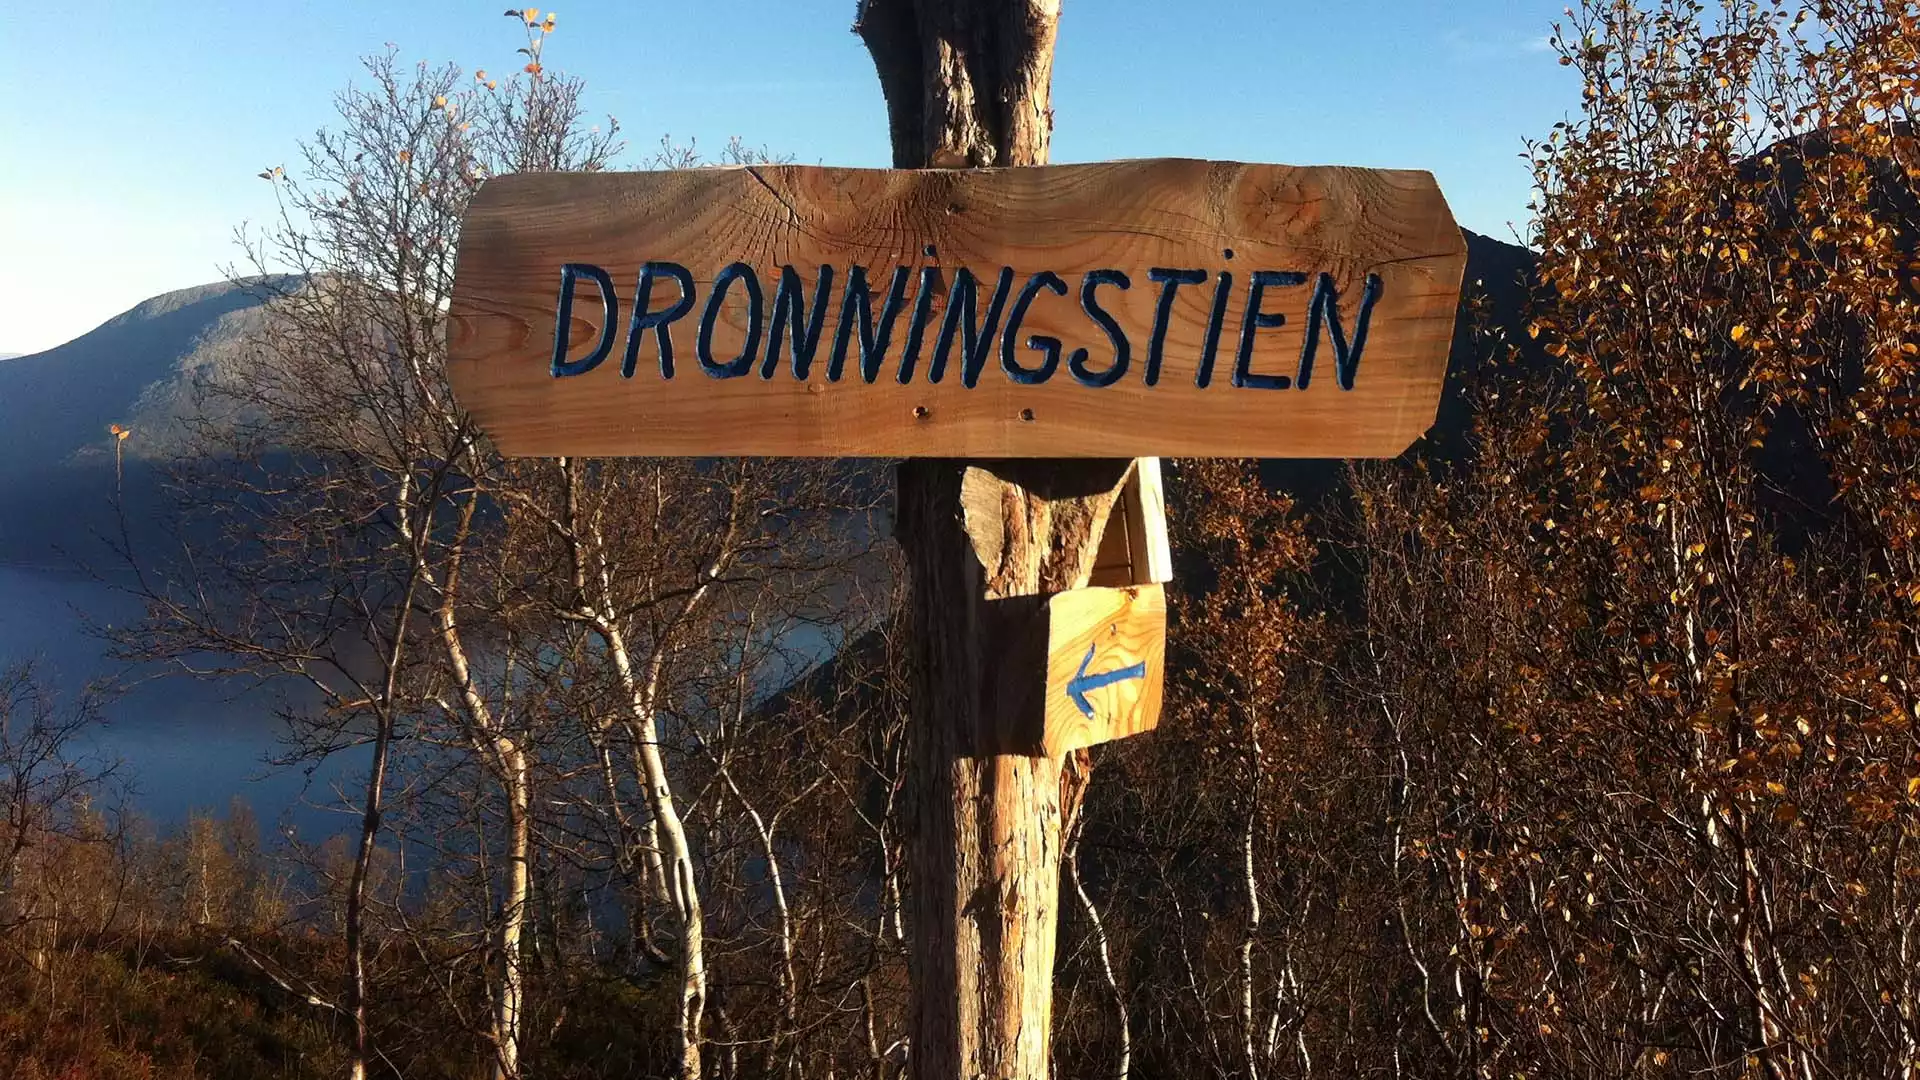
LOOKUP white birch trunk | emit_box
[605,621,708,1080]
[435,495,532,1080]
[1066,822,1128,1080]
[491,739,530,1080]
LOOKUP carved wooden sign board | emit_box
[445,159,1466,459]
[445,159,1465,751]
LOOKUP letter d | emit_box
[552,263,619,377]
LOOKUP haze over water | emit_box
[0,562,359,838]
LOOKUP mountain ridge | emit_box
[0,278,291,566]
[0,277,291,488]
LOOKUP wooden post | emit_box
[858,2,1111,1076]
[894,459,1131,1079]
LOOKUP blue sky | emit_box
[0,1,1577,355]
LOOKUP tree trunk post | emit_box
[858,5,1133,1076]
[894,460,1130,1079]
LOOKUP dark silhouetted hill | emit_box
[1252,228,1541,509]
[0,278,290,567]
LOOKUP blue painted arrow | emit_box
[1067,643,1148,719]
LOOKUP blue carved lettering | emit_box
[931,267,1016,388]
[1233,270,1309,390]
[1146,268,1205,387]
[762,265,834,380]
[698,262,763,379]
[829,265,911,383]
[1070,269,1132,388]
[1002,270,1068,385]
[622,261,695,379]
[1297,272,1384,391]
[897,265,942,385]
[1194,271,1234,389]
[552,263,618,378]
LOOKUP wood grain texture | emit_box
[1042,584,1165,757]
[446,160,1465,458]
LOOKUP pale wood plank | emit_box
[1041,584,1166,757]
[446,160,1466,459]
[1123,458,1173,585]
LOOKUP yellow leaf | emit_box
[1731,325,1749,342]
[434,95,447,108]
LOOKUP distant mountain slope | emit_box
[0,278,292,567]
[0,279,288,489]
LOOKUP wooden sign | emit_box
[973,583,1166,758]
[1043,584,1166,756]
[446,160,1466,458]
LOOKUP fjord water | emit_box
[0,561,358,840]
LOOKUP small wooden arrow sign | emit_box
[1042,584,1166,757]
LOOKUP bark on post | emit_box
[858,6,1124,1076]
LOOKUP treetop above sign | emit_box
[446,159,1465,458]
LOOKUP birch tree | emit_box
[123,21,617,1077]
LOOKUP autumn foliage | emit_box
[1052,2,1920,1077]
